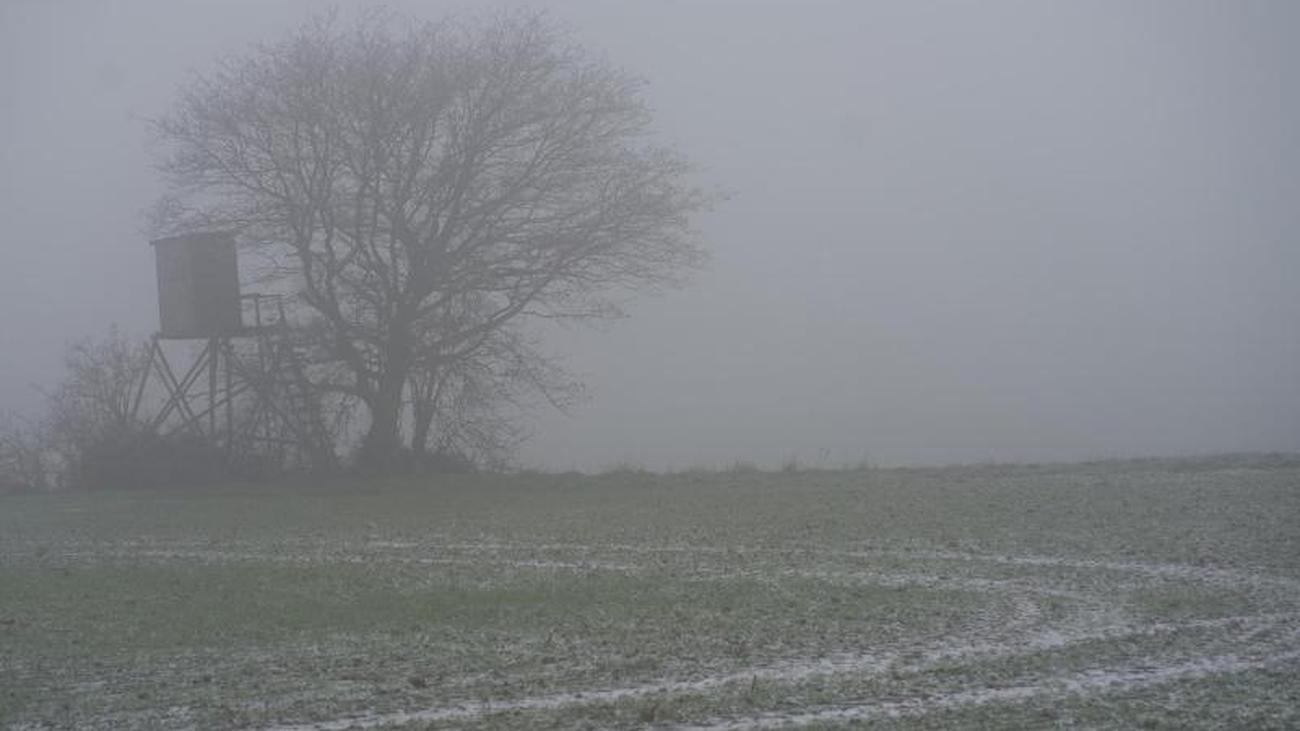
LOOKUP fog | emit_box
[2,0,1297,471]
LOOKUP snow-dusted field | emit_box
[2,456,1298,729]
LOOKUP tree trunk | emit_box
[411,400,433,458]
[409,368,441,460]
[359,362,409,473]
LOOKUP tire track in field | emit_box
[258,613,1300,731]
[400,539,1300,596]
[28,538,1300,595]
[43,544,1116,647]
[44,537,1300,640]
[43,539,1293,672]
[677,649,1300,730]
[53,538,1300,600]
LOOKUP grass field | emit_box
[2,455,1298,729]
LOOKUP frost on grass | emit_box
[1,457,1298,729]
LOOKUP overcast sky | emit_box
[2,0,1297,469]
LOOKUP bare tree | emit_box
[38,328,156,488]
[151,10,708,470]
[0,414,49,493]
[44,329,149,462]
[1,329,162,492]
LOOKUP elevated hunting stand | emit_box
[131,233,332,469]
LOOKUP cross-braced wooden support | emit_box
[129,295,333,471]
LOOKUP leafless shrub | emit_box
[0,414,50,493]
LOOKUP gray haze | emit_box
[2,1,1297,470]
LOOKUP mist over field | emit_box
[2,0,1298,470]
[4,5,1300,728]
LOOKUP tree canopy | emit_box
[151,11,709,470]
